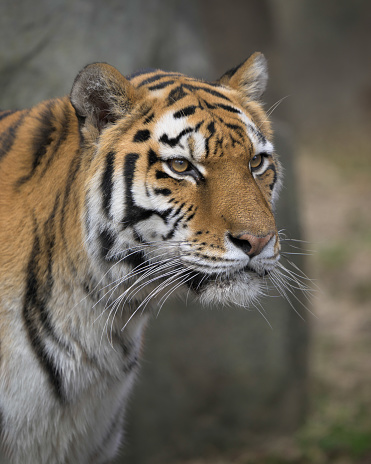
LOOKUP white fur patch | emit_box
[153,111,189,146]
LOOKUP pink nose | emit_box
[229,232,274,257]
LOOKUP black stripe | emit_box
[140,106,152,119]
[229,134,240,148]
[39,101,71,179]
[159,127,194,147]
[155,208,173,224]
[154,188,171,196]
[38,196,73,357]
[173,202,186,217]
[156,170,170,179]
[16,102,56,186]
[122,153,152,226]
[207,122,215,134]
[138,72,181,88]
[164,214,184,240]
[42,196,59,299]
[184,211,196,222]
[264,164,277,189]
[203,122,216,159]
[0,109,16,122]
[173,106,197,119]
[126,68,157,80]
[133,129,150,143]
[148,149,159,166]
[120,337,140,373]
[224,122,246,139]
[215,136,224,157]
[23,224,65,402]
[144,112,155,124]
[183,84,233,102]
[138,73,167,87]
[0,111,28,161]
[123,247,146,269]
[132,229,144,243]
[204,100,216,110]
[60,150,82,277]
[61,151,81,229]
[122,153,175,239]
[167,85,188,105]
[248,124,266,145]
[101,151,115,218]
[98,228,115,261]
[148,80,175,91]
[183,77,223,88]
[215,103,240,114]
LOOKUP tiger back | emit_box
[0,53,282,463]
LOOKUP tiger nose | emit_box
[229,232,274,258]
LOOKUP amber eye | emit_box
[250,154,264,170]
[169,158,190,173]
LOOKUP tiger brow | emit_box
[159,127,194,147]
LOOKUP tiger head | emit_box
[70,53,282,307]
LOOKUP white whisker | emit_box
[156,271,196,317]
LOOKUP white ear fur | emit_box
[218,52,268,102]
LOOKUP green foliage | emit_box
[296,398,371,463]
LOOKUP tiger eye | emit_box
[170,159,189,173]
[250,154,263,170]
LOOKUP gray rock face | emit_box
[0,2,308,463]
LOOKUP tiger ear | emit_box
[70,63,137,131]
[218,52,268,103]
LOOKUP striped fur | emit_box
[0,53,282,463]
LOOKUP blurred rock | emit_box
[0,0,210,110]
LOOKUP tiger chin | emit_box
[0,52,282,464]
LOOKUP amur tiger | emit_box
[0,52,283,463]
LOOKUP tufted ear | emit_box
[218,52,268,103]
[70,63,138,132]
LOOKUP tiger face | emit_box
[71,53,282,309]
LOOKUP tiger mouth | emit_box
[185,265,269,294]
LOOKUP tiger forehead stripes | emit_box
[0,53,282,463]
[84,62,281,278]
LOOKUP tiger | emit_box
[0,52,282,463]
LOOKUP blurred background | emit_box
[1,1,370,463]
